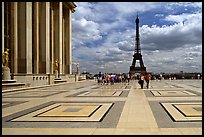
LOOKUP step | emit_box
[2,80,17,84]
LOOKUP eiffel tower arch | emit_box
[129,15,146,76]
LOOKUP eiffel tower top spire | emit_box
[135,15,141,54]
[136,14,139,23]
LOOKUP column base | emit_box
[2,67,11,80]
[55,70,59,78]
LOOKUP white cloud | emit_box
[140,12,202,51]
[111,2,159,14]
[164,12,202,24]
[166,2,202,9]
[72,18,102,46]
[164,2,202,11]
[73,2,93,20]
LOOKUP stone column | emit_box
[62,15,65,74]
[33,2,39,74]
[2,1,11,79]
[13,2,18,74]
[39,2,50,74]
[53,3,59,73]
[58,2,63,75]
[10,3,18,75]
[17,3,25,73]
[2,2,4,66]
[68,9,72,74]
[9,2,18,73]
[26,2,32,74]
[17,2,32,74]
[64,9,69,74]
[50,5,54,74]
[45,2,50,74]
[64,11,68,74]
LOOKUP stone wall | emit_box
[12,74,76,87]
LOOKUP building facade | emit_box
[2,2,77,86]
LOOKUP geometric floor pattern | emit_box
[150,90,197,97]
[10,102,114,122]
[149,101,202,128]
[2,101,125,128]
[144,79,202,129]
[161,102,202,122]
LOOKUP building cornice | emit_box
[64,2,77,13]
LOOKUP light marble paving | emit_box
[2,80,202,135]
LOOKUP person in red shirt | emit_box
[145,72,151,89]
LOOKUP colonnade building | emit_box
[2,2,77,86]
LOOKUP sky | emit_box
[71,2,202,74]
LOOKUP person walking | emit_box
[127,73,130,85]
[145,72,151,89]
[110,73,115,85]
[106,73,110,85]
[139,73,144,89]
[98,72,102,84]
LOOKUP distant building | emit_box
[2,2,77,86]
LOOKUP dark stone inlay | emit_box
[91,87,99,89]
[2,101,125,128]
[2,91,67,98]
[88,105,102,118]
[145,90,156,96]
[157,91,162,95]
[2,101,28,109]
[112,92,116,95]
[63,108,83,112]
[188,85,200,88]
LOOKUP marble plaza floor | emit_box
[2,79,202,135]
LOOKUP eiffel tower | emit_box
[129,15,146,75]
